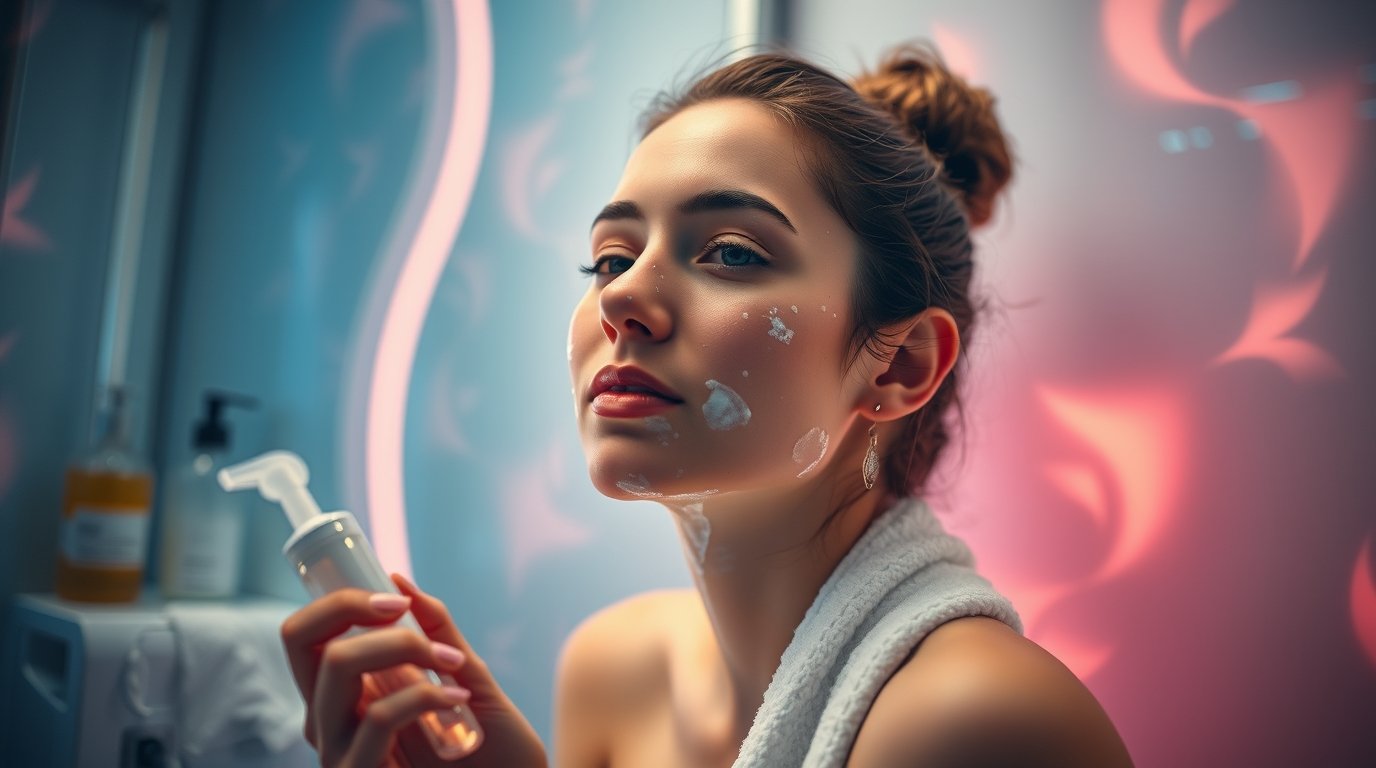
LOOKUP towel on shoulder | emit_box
[733,496,1022,768]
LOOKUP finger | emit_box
[390,573,475,656]
[341,683,472,768]
[281,588,412,704]
[391,574,501,697]
[314,626,466,752]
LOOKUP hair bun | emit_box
[851,42,1014,227]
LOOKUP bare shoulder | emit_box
[553,589,679,768]
[846,616,1135,768]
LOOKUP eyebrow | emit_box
[590,189,798,234]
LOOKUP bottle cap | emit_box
[218,450,323,531]
[193,390,258,451]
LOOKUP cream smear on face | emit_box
[792,427,829,476]
[671,501,710,570]
[767,306,795,345]
[644,415,676,446]
[615,474,661,497]
[702,380,751,430]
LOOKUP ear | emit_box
[861,307,960,423]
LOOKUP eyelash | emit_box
[578,238,769,277]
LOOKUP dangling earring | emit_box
[863,404,880,490]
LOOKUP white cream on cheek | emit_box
[644,415,676,446]
[616,474,661,497]
[702,380,751,430]
[766,306,795,345]
[793,427,829,477]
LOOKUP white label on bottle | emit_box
[169,512,242,595]
[62,507,150,567]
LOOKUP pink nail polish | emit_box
[432,642,465,667]
[369,593,410,612]
[440,686,471,704]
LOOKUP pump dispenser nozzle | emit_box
[218,450,323,530]
[216,448,484,760]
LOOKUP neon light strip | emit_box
[366,0,492,578]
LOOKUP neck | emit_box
[662,457,898,746]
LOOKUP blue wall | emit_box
[0,0,204,618]
[156,0,736,747]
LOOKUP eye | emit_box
[701,239,768,268]
[578,254,635,277]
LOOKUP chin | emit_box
[584,454,661,500]
[584,455,720,503]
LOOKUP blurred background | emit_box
[1,0,1373,765]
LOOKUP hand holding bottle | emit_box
[282,572,548,767]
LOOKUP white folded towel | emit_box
[733,496,1023,767]
[165,600,308,764]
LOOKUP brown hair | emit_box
[640,42,1014,517]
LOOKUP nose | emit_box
[598,255,672,345]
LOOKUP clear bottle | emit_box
[56,386,154,603]
[159,390,257,598]
[219,450,484,761]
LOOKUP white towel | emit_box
[733,496,1023,767]
[165,600,308,764]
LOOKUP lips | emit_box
[586,365,686,419]
[587,365,684,403]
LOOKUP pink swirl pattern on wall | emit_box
[1351,537,1376,671]
[1,167,53,251]
[1103,0,1366,672]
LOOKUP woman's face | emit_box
[569,98,869,501]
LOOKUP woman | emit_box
[282,44,1134,767]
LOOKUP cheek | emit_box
[568,296,600,367]
[689,301,850,448]
[702,301,845,387]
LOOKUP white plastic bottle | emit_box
[160,391,256,598]
[218,450,484,760]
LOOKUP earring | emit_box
[863,404,880,490]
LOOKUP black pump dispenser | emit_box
[193,391,258,451]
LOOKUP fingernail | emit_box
[432,642,465,667]
[440,685,471,704]
[369,593,410,612]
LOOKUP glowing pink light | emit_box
[930,23,981,82]
[1102,0,1219,105]
[1103,0,1353,374]
[1239,84,1360,271]
[1178,0,1235,59]
[1350,537,1376,672]
[1004,582,1073,640]
[1044,462,1110,529]
[1035,624,1115,682]
[0,331,16,362]
[1,167,53,251]
[1038,386,1183,582]
[366,1,492,579]
[1213,267,1341,380]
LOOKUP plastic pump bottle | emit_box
[218,450,483,760]
[160,391,257,598]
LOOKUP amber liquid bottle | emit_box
[55,387,154,603]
